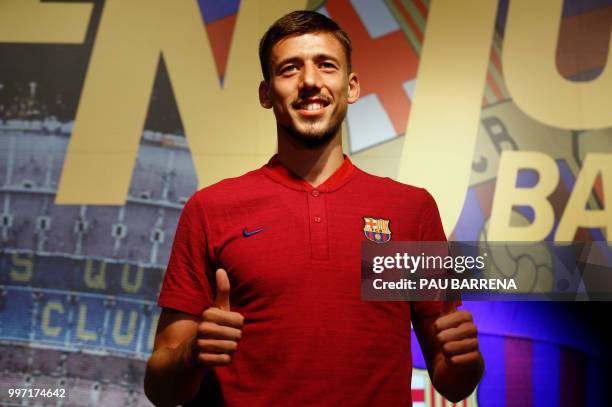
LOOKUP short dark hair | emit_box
[258,10,352,81]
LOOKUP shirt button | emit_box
[314,216,321,223]
[311,189,320,197]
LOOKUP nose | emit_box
[300,61,322,90]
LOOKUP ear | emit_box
[259,81,272,109]
[347,72,360,104]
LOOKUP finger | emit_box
[195,339,238,355]
[202,308,244,329]
[450,350,481,365]
[435,310,472,332]
[437,321,477,344]
[195,353,232,366]
[214,269,231,311]
[198,321,242,341]
[441,337,479,357]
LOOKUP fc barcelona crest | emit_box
[363,217,392,243]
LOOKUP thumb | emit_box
[440,300,457,316]
[214,269,231,311]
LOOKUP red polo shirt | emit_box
[159,155,447,406]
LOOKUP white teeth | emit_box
[303,103,323,111]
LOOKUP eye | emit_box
[321,62,337,70]
[281,64,298,74]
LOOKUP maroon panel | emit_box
[505,337,533,407]
[560,346,587,407]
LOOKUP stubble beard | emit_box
[281,105,346,150]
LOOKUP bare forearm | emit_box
[432,352,484,403]
[146,273,242,405]
[144,339,206,407]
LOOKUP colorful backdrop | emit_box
[0,0,611,406]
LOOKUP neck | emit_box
[276,128,345,187]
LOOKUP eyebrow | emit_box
[274,53,342,69]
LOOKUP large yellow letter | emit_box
[41,301,64,337]
[56,0,308,205]
[489,151,558,241]
[397,0,498,234]
[555,154,612,241]
[0,0,92,43]
[76,304,98,341]
[121,264,143,294]
[84,259,107,290]
[10,252,33,282]
[147,312,160,352]
[503,0,612,129]
[113,309,138,346]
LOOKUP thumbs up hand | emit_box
[192,269,244,366]
[213,267,231,311]
[434,302,481,365]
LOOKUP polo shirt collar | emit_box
[262,154,356,192]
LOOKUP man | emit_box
[145,10,484,406]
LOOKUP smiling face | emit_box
[259,32,359,148]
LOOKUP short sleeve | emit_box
[158,192,214,316]
[418,189,446,242]
[411,189,461,319]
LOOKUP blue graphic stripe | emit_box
[478,334,506,407]
[410,328,426,369]
[532,341,560,407]
[198,0,240,24]
[562,0,612,17]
